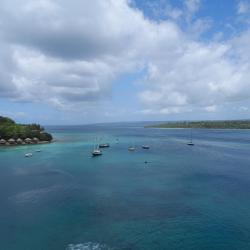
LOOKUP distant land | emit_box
[0,116,53,146]
[145,120,250,129]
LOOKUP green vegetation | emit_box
[146,120,250,129]
[0,116,53,141]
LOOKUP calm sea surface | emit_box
[1,123,250,250]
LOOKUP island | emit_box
[145,120,250,129]
[0,116,53,146]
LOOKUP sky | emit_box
[1,0,250,124]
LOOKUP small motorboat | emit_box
[36,149,41,152]
[92,149,102,156]
[187,142,194,146]
[128,146,136,151]
[99,143,110,148]
[142,145,150,149]
[25,153,33,157]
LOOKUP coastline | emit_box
[145,119,250,129]
[145,126,250,130]
[0,116,53,147]
[145,127,189,129]
[0,140,52,147]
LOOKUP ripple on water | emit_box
[9,185,63,204]
[66,242,113,250]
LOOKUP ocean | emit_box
[0,123,250,250]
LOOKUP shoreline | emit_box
[0,141,52,147]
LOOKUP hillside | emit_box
[0,116,53,144]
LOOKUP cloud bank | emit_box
[0,0,250,118]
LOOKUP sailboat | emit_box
[92,148,102,156]
[187,127,194,146]
[92,138,102,156]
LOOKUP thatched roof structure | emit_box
[16,138,23,144]
[8,138,16,144]
[25,138,32,143]
[33,137,39,143]
[0,139,6,144]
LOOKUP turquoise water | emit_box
[1,123,250,250]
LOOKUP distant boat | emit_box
[142,145,150,149]
[25,153,33,157]
[92,149,102,156]
[128,144,136,151]
[99,143,110,148]
[92,138,102,156]
[36,149,41,152]
[187,128,194,146]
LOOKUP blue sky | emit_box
[0,0,250,124]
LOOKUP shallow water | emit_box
[1,123,250,250]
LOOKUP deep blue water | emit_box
[0,123,250,250]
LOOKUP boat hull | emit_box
[99,144,110,148]
[92,153,102,156]
[128,147,135,151]
[92,150,102,156]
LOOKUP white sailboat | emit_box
[92,138,102,156]
[187,127,194,146]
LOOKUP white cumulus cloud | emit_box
[0,0,250,119]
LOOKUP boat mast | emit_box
[190,127,193,143]
[94,137,97,150]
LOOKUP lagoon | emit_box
[0,123,250,250]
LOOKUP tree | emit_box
[0,116,53,141]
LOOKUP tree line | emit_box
[0,116,53,141]
[146,120,250,129]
